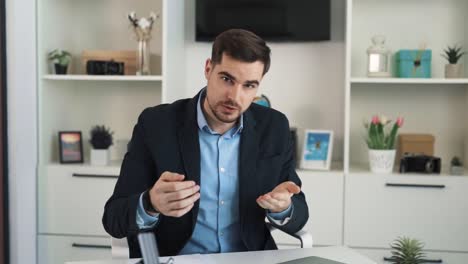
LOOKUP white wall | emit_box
[183,0,346,163]
[6,0,37,263]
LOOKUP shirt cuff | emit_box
[136,192,159,229]
[266,203,294,226]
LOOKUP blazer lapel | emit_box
[177,94,201,228]
[238,109,259,230]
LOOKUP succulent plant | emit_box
[387,237,425,264]
[442,45,465,64]
[451,156,463,166]
[48,49,72,66]
[89,125,114,149]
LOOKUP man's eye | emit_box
[221,76,231,82]
[245,84,256,89]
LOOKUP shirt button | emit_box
[220,167,225,173]
[220,232,224,236]
[220,200,225,205]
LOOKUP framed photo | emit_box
[300,129,333,170]
[58,131,83,163]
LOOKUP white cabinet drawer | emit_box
[356,248,468,264]
[272,171,344,247]
[38,164,119,236]
[344,174,468,251]
[38,234,112,264]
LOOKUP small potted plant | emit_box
[48,49,72,74]
[89,125,114,166]
[450,156,464,175]
[442,45,465,78]
[386,237,426,264]
[364,115,404,173]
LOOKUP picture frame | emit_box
[300,129,333,170]
[58,131,84,164]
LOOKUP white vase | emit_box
[450,166,464,176]
[91,149,110,166]
[445,64,464,78]
[368,149,396,173]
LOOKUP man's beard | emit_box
[207,97,242,124]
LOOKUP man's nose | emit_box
[227,84,242,103]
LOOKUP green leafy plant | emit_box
[442,45,465,64]
[451,156,463,166]
[387,237,426,264]
[47,49,72,66]
[364,115,404,150]
[89,125,114,149]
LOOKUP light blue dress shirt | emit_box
[136,90,293,254]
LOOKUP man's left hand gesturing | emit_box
[256,181,300,213]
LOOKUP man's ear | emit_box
[204,58,212,80]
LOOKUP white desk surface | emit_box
[66,246,375,264]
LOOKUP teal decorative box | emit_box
[396,50,432,78]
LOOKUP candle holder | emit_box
[366,35,391,77]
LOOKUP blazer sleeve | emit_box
[102,109,157,238]
[268,116,309,234]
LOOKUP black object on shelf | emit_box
[399,154,441,174]
[54,64,68,74]
[86,60,124,75]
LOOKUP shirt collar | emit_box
[196,89,243,137]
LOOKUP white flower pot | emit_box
[445,64,464,78]
[368,149,396,174]
[450,166,464,176]
[91,149,110,166]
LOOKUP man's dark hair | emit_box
[211,29,271,75]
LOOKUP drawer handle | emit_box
[72,173,118,179]
[384,257,442,263]
[385,183,445,189]
[72,243,111,249]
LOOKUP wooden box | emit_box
[397,133,435,161]
[81,50,137,75]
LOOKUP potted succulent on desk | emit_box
[450,156,464,175]
[89,125,114,166]
[364,115,404,173]
[386,237,426,264]
[48,49,72,74]
[442,45,465,78]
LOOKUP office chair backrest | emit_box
[111,237,130,259]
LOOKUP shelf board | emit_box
[296,161,344,176]
[44,160,123,177]
[349,163,468,178]
[350,77,468,84]
[43,74,163,82]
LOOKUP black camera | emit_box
[86,60,124,75]
[399,154,441,174]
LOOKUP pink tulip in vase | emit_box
[364,115,404,173]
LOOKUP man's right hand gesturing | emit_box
[147,172,200,217]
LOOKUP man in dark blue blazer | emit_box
[102,29,309,257]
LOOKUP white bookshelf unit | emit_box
[37,0,185,263]
[346,0,468,170]
[344,0,468,262]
